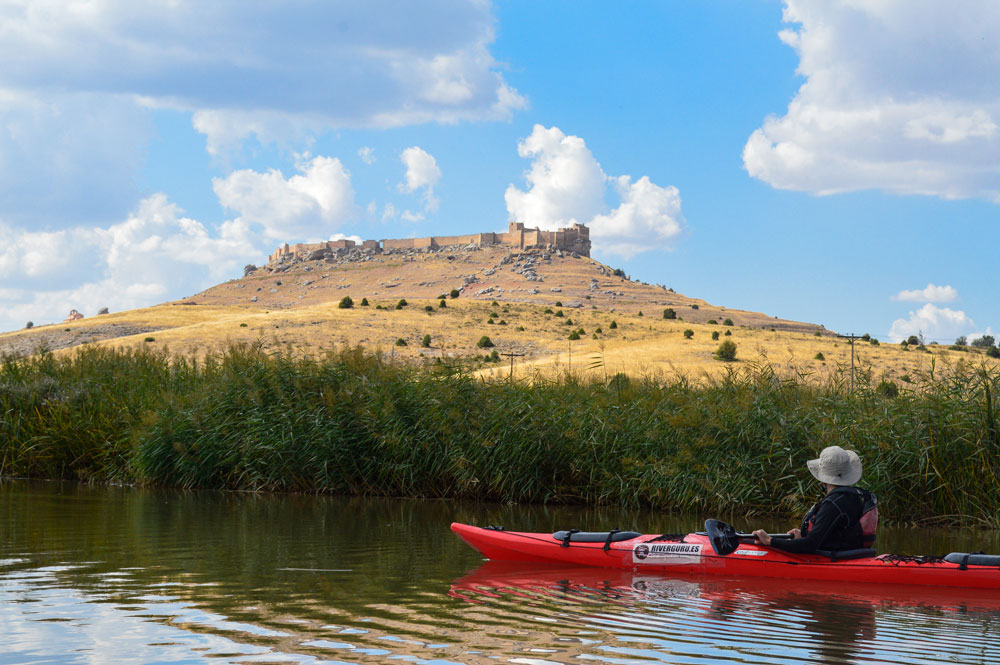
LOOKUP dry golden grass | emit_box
[4,245,995,383]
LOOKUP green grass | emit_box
[2,345,1000,525]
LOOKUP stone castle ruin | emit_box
[268,222,590,265]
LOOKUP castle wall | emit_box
[268,221,590,264]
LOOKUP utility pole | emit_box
[837,333,861,392]
[501,351,525,380]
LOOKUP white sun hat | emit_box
[806,445,862,486]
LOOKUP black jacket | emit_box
[768,487,866,554]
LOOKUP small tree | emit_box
[683,329,694,339]
[954,335,967,346]
[424,305,434,312]
[663,308,676,320]
[988,346,1000,359]
[723,318,734,326]
[477,335,494,348]
[711,331,720,340]
[360,297,369,306]
[714,340,737,361]
[421,334,432,348]
[438,299,447,308]
[972,335,996,348]
[338,296,354,309]
[609,320,618,329]
[906,335,920,346]
[24,321,33,329]
[449,289,460,299]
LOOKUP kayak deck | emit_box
[451,522,1000,589]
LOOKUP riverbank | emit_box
[2,345,998,524]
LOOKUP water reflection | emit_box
[2,481,1000,665]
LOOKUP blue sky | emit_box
[1,0,998,343]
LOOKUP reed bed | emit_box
[2,344,999,524]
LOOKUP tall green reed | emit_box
[2,344,999,524]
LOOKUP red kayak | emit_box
[450,522,1000,589]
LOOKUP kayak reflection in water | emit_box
[751,445,878,554]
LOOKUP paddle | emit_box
[704,519,790,556]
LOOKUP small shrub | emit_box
[239,323,248,328]
[438,299,447,308]
[691,304,699,310]
[900,374,913,383]
[663,308,676,320]
[376,304,384,310]
[489,349,500,362]
[476,335,494,348]
[724,330,731,336]
[595,327,603,334]
[876,380,899,398]
[338,296,354,309]
[711,331,720,340]
[438,294,448,301]
[723,318,734,326]
[144,337,156,343]
[492,300,499,307]
[954,335,968,347]
[424,305,434,312]
[360,298,369,306]
[516,325,525,331]
[499,320,508,325]
[568,331,581,340]
[638,311,644,317]
[814,331,821,337]
[24,321,33,329]
[489,311,498,319]
[449,289,460,299]
[683,329,694,339]
[612,268,625,277]
[610,320,618,329]
[421,334,432,348]
[869,338,879,346]
[487,319,495,325]
[814,352,825,361]
[907,335,920,346]
[554,301,562,307]
[555,310,564,317]
[544,308,554,314]
[714,340,737,361]
[707,319,718,325]
[395,338,407,346]
[988,346,1000,359]
[397,298,408,309]
[565,318,574,325]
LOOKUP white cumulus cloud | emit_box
[505,125,684,257]
[888,303,976,343]
[399,147,442,213]
[892,283,958,303]
[744,0,1000,201]
[213,155,359,241]
[0,195,261,334]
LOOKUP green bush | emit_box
[421,334,432,348]
[663,308,676,320]
[723,318,734,326]
[144,337,155,343]
[361,298,369,306]
[338,296,354,309]
[424,305,434,312]
[814,352,825,361]
[568,331,581,340]
[609,321,618,329]
[554,301,562,307]
[476,335,494,348]
[988,346,1000,359]
[396,299,408,309]
[239,323,248,328]
[907,335,920,346]
[691,304,699,310]
[973,335,996,348]
[438,299,447,308]
[714,340,737,361]
[712,331,720,341]
[683,329,694,339]
[449,289,460,299]
[707,319,718,325]
[395,338,407,346]
[638,311,644,317]
[877,380,899,398]
[724,330,731,337]
[555,310,564,317]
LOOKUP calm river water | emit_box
[3,481,1000,665]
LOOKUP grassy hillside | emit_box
[2,245,995,383]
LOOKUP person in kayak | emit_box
[752,445,877,554]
